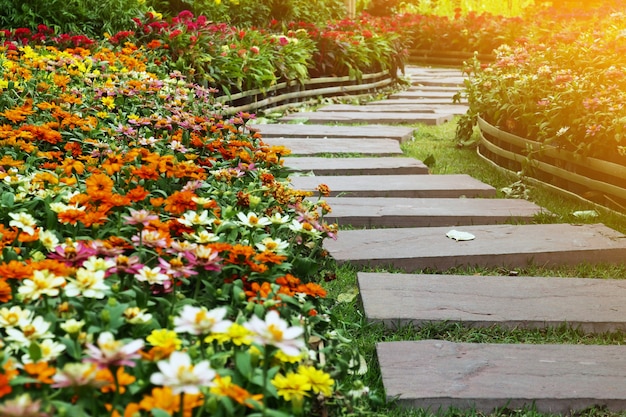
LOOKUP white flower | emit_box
[174,305,232,335]
[255,237,289,253]
[0,306,32,328]
[134,266,170,285]
[18,269,66,301]
[187,229,219,243]
[38,229,60,251]
[82,256,115,272]
[60,319,86,335]
[237,212,271,228]
[8,212,37,235]
[22,338,66,363]
[65,268,108,299]
[5,316,54,348]
[150,351,216,394]
[245,310,305,357]
[269,212,291,224]
[178,210,214,227]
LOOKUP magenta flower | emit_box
[85,331,144,368]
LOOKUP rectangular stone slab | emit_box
[319,103,469,115]
[391,90,461,98]
[377,340,626,414]
[324,223,626,271]
[250,124,414,143]
[284,157,429,176]
[368,98,464,106]
[358,272,626,333]
[278,111,454,126]
[262,138,403,156]
[321,197,542,227]
[290,174,496,198]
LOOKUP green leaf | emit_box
[151,409,171,417]
[28,342,42,362]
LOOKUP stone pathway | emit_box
[252,66,626,415]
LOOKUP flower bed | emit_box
[0,39,370,416]
[458,1,626,210]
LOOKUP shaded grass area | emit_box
[322,117,626,417]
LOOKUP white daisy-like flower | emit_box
[22,338,66,363]
[178,210,214,227]
[236,211,271,228]
[8,211,37,235]
[269,212,291,224]
[0,306,32,328]
[65,268,108,299]
[82,256,115,272]
[244,310,305,357]
[174,305,232,335]
[38,229,60,251]
[150,351,216,394]
[134,266,170,285]
[255,237,289,253]
[18,269,66,301]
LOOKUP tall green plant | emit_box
[0,0,147,36]
[148,0,346,26]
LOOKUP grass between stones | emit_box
[322,117,626,417]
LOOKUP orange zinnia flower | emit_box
[23,361,56,385]
[139,387,203,417]
[0,279,11,302]
[85,173,114,195]
[126,185,150,202]
[0,260,33,280]
[57,209,87,225]
[60,158,85,176]
[96,367,136,394]
[226,244,256,264]
[163,190,197,215]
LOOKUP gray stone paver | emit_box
[261,137,403,156]
[284,157,429,176]
[359,272,626,333]
[377,340,626,414]
[268,65,626,414]
[324,223,626,271]
[321,197,542,227]
[250,123,414,143]
[278,111,454,125]
[319,103,469,116]
[290,174,496,198]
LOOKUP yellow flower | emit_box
[297,365,334,397]
[147,329,182,350]
[271,372,310,402]
[101,96,115,110]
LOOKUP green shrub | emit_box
[148,0,346,26]
[0,0,147,36]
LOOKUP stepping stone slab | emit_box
[319,103,469,116]
[284,157,429,176]
[290,174,496,198]
[262,138,403,156]
[397,89,461,98]
[322,197,543,227]
[377,340,626,414]
[278,111,453,125]
[358,272,626,333]
[409,77,465,87]
[324,223,626,271]
[250,124,414,143]
[370,98,466,106]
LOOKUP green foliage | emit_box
[0,0,148,36]
[148,0,346,26]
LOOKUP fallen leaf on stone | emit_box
[572,210,599,219]
[446,230,475,241]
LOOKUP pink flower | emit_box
[85,331,144,368]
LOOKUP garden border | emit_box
[477,116,626,210]
[217,70,396,114]
[408,49,495,67]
